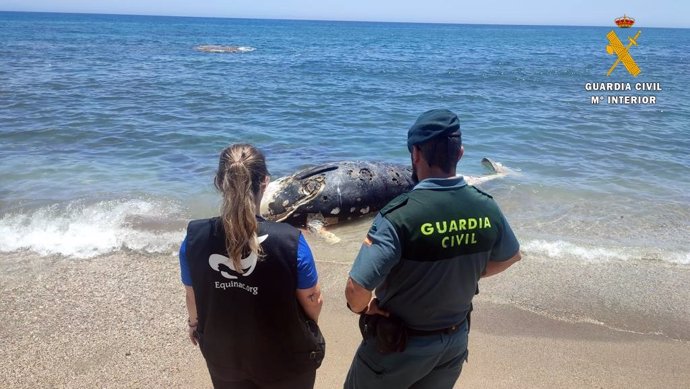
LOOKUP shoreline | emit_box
[1,251,689,388]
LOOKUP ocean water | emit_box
[1,12,688,267]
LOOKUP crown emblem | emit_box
[615,15,635,28]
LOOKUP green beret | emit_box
[407,109,461,152]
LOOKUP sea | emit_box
[1,12,689,338]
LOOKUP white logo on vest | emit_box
[208,234,268,279]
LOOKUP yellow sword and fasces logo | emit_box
[606,28,642,77]
[606,30,642,77]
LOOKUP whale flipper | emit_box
[306,214,341,244]
[481,157,506,174]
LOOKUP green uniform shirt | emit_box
[349,176,519,331]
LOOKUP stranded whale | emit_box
[260,159,509,241]
[261,161,414,228]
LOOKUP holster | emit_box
[359,314,408,355]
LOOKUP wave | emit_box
[0,199,186,259]
[235,46,256,53]
[2,200,688,267]
[478,297,672,339]
[522,239,689,266]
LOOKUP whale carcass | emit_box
[260,159,508,240]
[195,45,255,53]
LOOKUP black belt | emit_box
[407,320,466,337]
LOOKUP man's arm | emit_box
[482,209,521,278]
[345,278,389,316]
[482,251,521,278]
[345,277,371,313]
[345,214,401,315]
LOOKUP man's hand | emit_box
[365,298,389,317]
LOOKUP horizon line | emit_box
[0,10,686,29]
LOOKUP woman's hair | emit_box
[214,144,269,272]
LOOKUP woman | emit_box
[179,144,324,389]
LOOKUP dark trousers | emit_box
[206,360,316,389]
[344,320,469,389]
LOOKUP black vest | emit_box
[186,217,323,380]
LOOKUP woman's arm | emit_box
[295,234,322,322]
[296,284,323,323]
[185,286,198,345]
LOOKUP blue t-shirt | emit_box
[179,233,318,289]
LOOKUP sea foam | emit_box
[0,199,185,259]
[522,239,689,266]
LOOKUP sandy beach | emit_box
[1,243,689,389]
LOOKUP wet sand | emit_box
[1,249,689,388]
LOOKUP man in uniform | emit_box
[344,109,521,389]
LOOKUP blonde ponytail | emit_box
[214,144,269,273]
